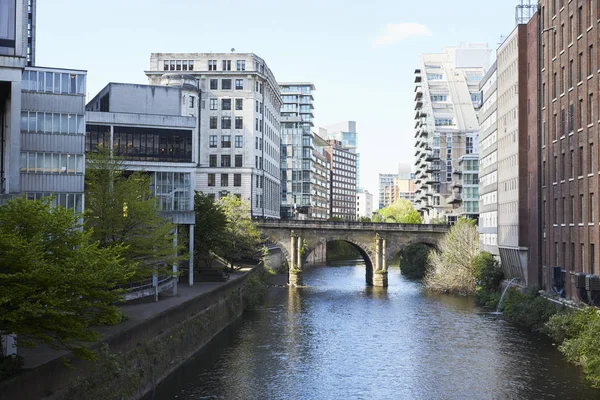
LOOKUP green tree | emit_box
[399,243,431,280]
[373,199,422,224]
[357,216,372,222]
[218,195,262,269]
[424,217,480,295]
[85,149,181,279]
[0,197,133,360]
[193,192,228,268]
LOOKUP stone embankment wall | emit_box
[0,256,281,400]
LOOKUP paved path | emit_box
[19,269,251,370]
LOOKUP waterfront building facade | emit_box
[325,139,357,220]
[478,62,499,257]
[413,44,488,223]
[538,0,600,298]
[1,0,86,213]
[321,121,360,190]
[146,53,282,219]
[279,83,321,219]
[357,188,373,219]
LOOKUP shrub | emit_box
[424,218,480,295]
[545,307,600,388]
[0,354,24,382]
[243,275,267,310]
[500,287,561,332]
[399,243,431,280]
[473,252,504,293]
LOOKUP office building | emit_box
[539,0,599,299]
[325,139,357,220]
[146,53,282,219]
[321,121,360,190]
[379,164,416,210]
[279,82,325,219]
[478,62,499,256]
[357,188,373,219]
[85,81,198,266]
[413,44,488,223]
[1,0,87,213]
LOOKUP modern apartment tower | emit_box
[1,0,87,212]
[325,139,357,220]
[321,121,360,190]
[478,62,499,257]
[279,82,322,219]
[538,0,599,300]
[413,44,488,223]
[146,53,282,219]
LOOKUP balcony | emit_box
[425,164,441,173]
[425,151,440,162]
[452,181,463,189]
[415,87,423,101]
[447,193,462,204]
[426,175,441,184]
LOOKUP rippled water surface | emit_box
[148,262,600,400]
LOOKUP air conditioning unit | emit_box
[586,275,600,291]
[574,272,589,304]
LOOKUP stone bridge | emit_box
[257,220,449,287]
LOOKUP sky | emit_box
[37,0,518,207]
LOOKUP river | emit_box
[147,261,600,400]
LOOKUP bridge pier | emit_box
[373,235,388,287]
[289,231,303,287]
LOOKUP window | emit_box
[591,193,595,223]
[210,99,218,110]
[589,94,594,125]
[235,79,243,90]
[235,154,242,167]
[209,135,217,148]
[222,60,231,71]
[208,60,217,71]
[579,99,584,129]
[578,6,583,36]
[571,196,575,224]
[221,116,231,129]
[569,103,574,132]
[189,96,194,108]
[221,135,231,148]
[19,152,84,174]
[109,126,193,162]
[569,60,574,88]
[569,15,574,43]
[209,155,217,167]
[210,79,218,90]
[554,113,558,140]
[236,60,246,71]
[581,194,585,223]
[553,72,557,98]
[234,173,242,187]
[589,45,594,76]
[579,146,584,176]
[235,135,243,148]
[235,98,243,110]
[235,116,243,129]
[221,79,232,90]
[590,143,594,174]
[221,98,231,110]
[591,244,596,274]
[571,149,575,178]
[221,155,231,167]
[208,173,215,186]
[221,174,229,187]
[590,0,595,28]
[561,66,565,93]
[163,60,169,71]
[578,52,583,82]
[210,116,218,129]
[189,60,194,71]
[176,60,181,71]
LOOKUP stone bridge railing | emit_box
[256,220,450,233]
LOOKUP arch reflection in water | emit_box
[148,263,600,400]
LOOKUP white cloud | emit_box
[373,23,432,47]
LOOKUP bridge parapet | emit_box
[257,220,450,233]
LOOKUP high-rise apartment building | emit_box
[325,139,357,220]
[321,121,360,190]
[478,62,499,256]
[538,0,599,299]
[1,0,87,212]
[413,44,488,223]
[279,83,323,219]
[357,188,373,219]
[146,53,282,219]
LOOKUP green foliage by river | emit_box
[326,241,361,262]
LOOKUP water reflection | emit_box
[148,262,600,400]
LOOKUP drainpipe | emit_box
[536,12,544,289]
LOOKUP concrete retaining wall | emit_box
[0,267,265,400]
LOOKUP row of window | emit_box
[209,116,245,130]
[549,193,596,226]
[86,125,194,163]
[206,59,246,72]
[24,192,84,213]
[22,70,86,95]
[209,98,244,111]
[207,173,242,187]
[208,78,245,91]
[551,241,596,275]
[163,59,195,71]
[546,143,595,185]
[20,152,84,174]
[21,111,85,135]
[208,154,244,168]
[547,48,595,101]
[209,135,243,148]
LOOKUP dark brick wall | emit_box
[539,0,600,299]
